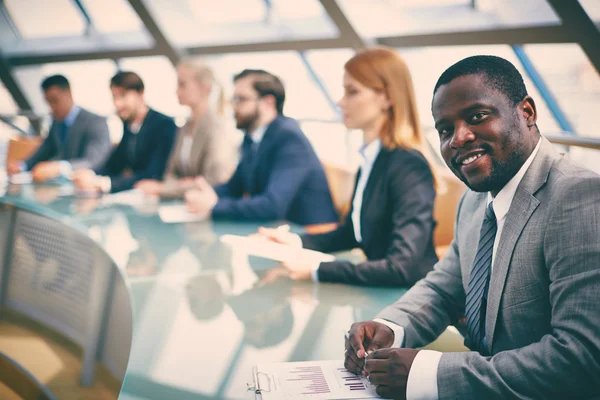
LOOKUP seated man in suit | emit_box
[73,71,177,194]
[344,56,600,399]
[185,69,338,227]
[7,74,111,182]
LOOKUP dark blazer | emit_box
[25,107,111,171]
[95,108,176,193]
[213,115,338,225]
[301,147,438,286]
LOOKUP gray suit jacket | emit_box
[26,107,111,171]
[160,110,237,198]
[377,137,600,399]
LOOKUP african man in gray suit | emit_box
[7,74,111,182]
[344,56,600,399]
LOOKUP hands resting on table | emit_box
[344,320,420,400]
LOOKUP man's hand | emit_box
[344,321,395,375]
[135,179,163,195]
[73,169,101,192]
[184,177,218,217]
[7,161,23,175]
[32,161,61,182]
[365,348,420,400]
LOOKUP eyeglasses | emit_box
[231,95,260,105]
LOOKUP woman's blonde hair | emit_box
[344,46,439,186]
[177,59,225,115]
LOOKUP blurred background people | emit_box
[73,71,177,194]
[136,60,237,198]
[258,47,438,286]
[7,74,111,182]
[184,69,338,228]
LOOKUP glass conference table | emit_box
[0,181,408,399]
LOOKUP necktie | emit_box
[465,202,497,354]
[58,122,68,146]
[241,135,257,192]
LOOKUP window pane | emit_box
[79,0,144,34]
[145,0,338,46]
[0,83,18,115]
[304,49,356,106]
[5,0,86,39]
[579,0,600,22]
[397,45,561,133]
[523,43,600,137]
[13,60,118,116]
[201,52,337,120]
[338,0,559,38]
[118,56,184,118]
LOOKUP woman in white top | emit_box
[136,60,237,198]
[257,47,439,287]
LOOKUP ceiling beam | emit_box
[125,0,181,65]
[186,38,348,56]
[318,0,366,49]
[547,0,600,72]
[377,25,577,47]
[0,55,31,111]
[8,48,160,66]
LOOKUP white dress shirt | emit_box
[310,139,382,282]
[375,138,542,400]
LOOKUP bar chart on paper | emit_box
[252,360,381,399]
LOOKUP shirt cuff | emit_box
[19,162,27,172]
[100,176,112,193]
[406,350,442,400]
[290,233,303,248]
[373,318,405,348]
[310,262,321,282]
[59,161,73,178]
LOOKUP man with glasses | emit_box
[185,69,337,227]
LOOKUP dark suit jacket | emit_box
[25,107,111,171]
[301,147,438,286]
[96,108,176,193]
[213,115,338,226]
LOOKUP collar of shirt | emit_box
[60,105,81,127]
[248,124,268,146]
[359,138,382,167]
[487,137,542,220]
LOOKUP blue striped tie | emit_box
[465,202,497,354]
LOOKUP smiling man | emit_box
[344,55,600,399]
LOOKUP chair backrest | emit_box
[321,162,357,222]
[433,169,466,249]
[0,352,56,400]
[7,137,42,166]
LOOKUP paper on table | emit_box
[9,172,33,185]
[251,360,380,400]
[220,234,335,263]
[100,188,148,206]
[158,204,206,223]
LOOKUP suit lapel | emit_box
[360,150,389,226]
[485,137,557,351]
[248,117,280,193]
[189,119,208,176]
[133,110,153,163]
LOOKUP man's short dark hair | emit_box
[110,71,145,92]
[234,69,285,114]
[433,55,528,106]
[41,74,70,91]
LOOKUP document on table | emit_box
[250,360,381,400]
[220,234,335,263]
[9,172,33,184]
[158,204,206,223]
[100,188,146,206]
